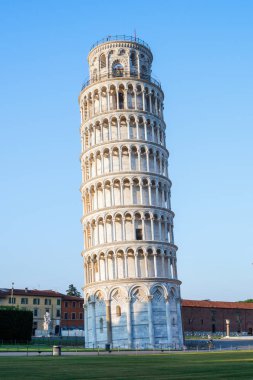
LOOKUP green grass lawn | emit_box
[1,352,253,379]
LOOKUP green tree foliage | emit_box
[239,299,253,303]
[0,308,33,342]
[66,284,81,297]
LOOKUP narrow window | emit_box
[100,54,106,69]
[100,318,103,332]
[116,305,121,317]
[136,228,142,240]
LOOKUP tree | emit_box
[239,299,253,303]
[66,284,81,297]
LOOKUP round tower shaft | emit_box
[79,35,183,349]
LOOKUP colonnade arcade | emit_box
[82,176,171,214]
[80,82,164,123]
[81,115,166,151]
[81,144,168,182]
[84,247,178,284]
[83,210,174,250]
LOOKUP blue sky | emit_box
[0,0,252,300]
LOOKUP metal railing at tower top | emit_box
[81,72,161,91]
[89,35,151,51]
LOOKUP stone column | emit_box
[134,91,137,109]
[114,254,118,279]
[83,258,86,285]
[115,89,118,110]
[129,150,132,170]
[119,150,122,171]
[111,184,115,206]
[90,301,97,347]
[149,93,152,112]
[159,219,162,241]
[124,252,128,278]
[155,185,159,206]
[120,182,124,205]
[136,120,139,140]
[137,149,141,171]
[146,149,150,171]
[148,183,152,205]
[147,296,155,347]
[176,298,184,346]
[134,253,139,277]
[168,257,172,279]
[151,217,154,240]
[165,296,172,345]
[140,184,143,205]
[112,218,116,241]
[127,120,130,139]
[154,253,157,277]
[130,181,134,203]
[174,258,178,279]
[107,90,110,111]
[161,253,165,277]
[142,92,146,111]
[105,299,112,345]
[84,303,89,347]
[105,255,109,280]
[122,217,126,240]
[99,92,102,113]
[103,223,107,243]
[144,252,149,277]
[91,259,95,283]
[124,89,128,109]
[125,297,132,348]
[98,257,101,281]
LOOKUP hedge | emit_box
[0,307,33,342]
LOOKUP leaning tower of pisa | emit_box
[79,36,184,349]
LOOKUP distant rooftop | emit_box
[0,288,63,297]
[89,35,151,52]
[182,299,253,310]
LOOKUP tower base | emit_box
[83,280,184,349]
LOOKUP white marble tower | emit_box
[79,36,183,349]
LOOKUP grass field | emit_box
[1,351,253,379]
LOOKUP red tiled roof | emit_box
[62,295,83,301]
[182,299,253,310]
[0,288,63,298]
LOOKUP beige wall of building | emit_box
[0,289,62,335]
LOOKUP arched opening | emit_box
[130,51,138,75]
[112,61,124,77]
[100,53,106,70]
